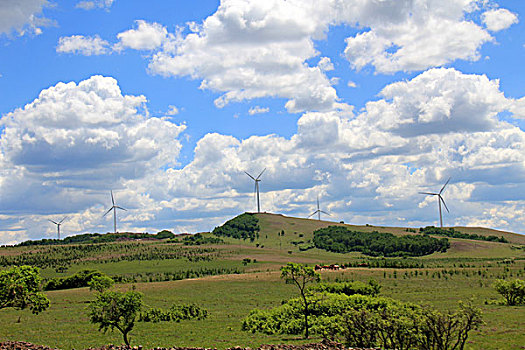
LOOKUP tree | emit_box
[88,275,114,293]
[88,290,143,346]
[280,262,320,338]
[0,265,50,315]
[493,279,525,306]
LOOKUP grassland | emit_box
[1,213,524,349]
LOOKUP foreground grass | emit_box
[1,262,524,350]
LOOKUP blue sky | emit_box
[1,0,524,244]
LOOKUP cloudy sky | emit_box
[1,0,524,244]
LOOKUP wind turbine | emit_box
[308,195,330,221]
[49,217,67,240]
[419,177,451,228]
[245,168,265,213]
[103,191,127,233]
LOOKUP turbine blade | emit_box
[59,217,67,224]
[244,171,255,180]
[103,207,113,217]
[111,190,115,206]
[440,195,450,213]
[49,219,58,225]
[320,210,331,216]
[419,192,438,195]
[115,206,127,211]
[439,177,451,194]
[307,211,318,218]
[256,168,266,180]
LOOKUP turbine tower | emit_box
[419,177,451,228]
[49,217,67,240]
[245,168,265,213]
[103,191,127,233]
[308,195,330,221]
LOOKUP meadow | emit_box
[0,213,524,350]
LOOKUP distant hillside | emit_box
[251,212,525,245]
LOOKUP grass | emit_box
[1,212,524,349]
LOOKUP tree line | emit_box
[419,226,508,243]
[313,226,450,257]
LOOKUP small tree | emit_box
[88,290,143,346]
[280,262,320,338]
[493,279,525,306]
[88,275,114,293]
[0,265,50,315]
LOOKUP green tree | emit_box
[280,262,320,338]
[88,290,143,346]
[493,279,525,306]
[88,275,114,293]
[0,265,49,315]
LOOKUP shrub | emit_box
[44,269,107,290]
[493,279,525,305]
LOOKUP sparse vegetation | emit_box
[183,233,224,245]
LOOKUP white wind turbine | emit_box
[419,177,451,228]
[308,195,330,221]
[245,168,266,213]
[103,191,127,233]
[49,217,67,240]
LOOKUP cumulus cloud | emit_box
[2,68,525,244]
[133,68,524,235]
[61,1,516,113]
[482,8,519,32]
[57,35,111,55]
[76,0,114,10]
[0,76,186,242]
[342,0,494,73]
[116,20,169,51]
[166,105,179,116]
[0,0,51,36]
[248,106,269,115]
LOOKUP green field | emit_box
[1,213,524,349]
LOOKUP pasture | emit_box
[0,213,524,349]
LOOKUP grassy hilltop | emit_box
[0,213,524,349]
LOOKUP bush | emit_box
[242,293,483,350]
[44,269,107,290]
[309,280,381,297]
[138,303,208,322]
[493,279,525,305]
[88,275,114,293]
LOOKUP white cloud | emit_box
[76,0,114,10]
[318,57,334,71]
[482,8,519,32]
[166,105,179,116]
[57,35,111,55]
[2,68,525,243]
[248,106,269,115]
[343,0,493,74]
[0,75,185,241]
[347,80,357,88]
[0,0,51,36]
[116,20,169,51]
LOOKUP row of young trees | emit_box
[419,226,509,243]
